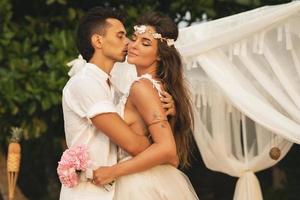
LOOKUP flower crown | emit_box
[133,25,175,46]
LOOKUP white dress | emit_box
[114,74,199,200]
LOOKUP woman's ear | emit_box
[157,55,161,61]
[91,34,103,49]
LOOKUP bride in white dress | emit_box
[94,12,199,200]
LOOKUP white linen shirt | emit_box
[60,63,118,200]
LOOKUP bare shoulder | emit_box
[129,78,161,105]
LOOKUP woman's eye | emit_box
[143,43,150,46]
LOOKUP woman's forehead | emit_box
[134,25,156,40]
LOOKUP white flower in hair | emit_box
[134,25,147,34]
[152,32,162,39]
[133,24,175,47]
[166,39,175,46]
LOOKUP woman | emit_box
[93,12,198,199]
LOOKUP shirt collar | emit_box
[85,63,111,80]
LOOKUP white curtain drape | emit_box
[177,1,300,199]
[112,1,300,199]
[188,77,293,199]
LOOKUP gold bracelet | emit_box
[147,119,168,127]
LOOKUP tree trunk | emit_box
[0,152,28,200]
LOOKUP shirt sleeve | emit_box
[63,77,117,119]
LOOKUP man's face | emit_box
[101,18,129,62]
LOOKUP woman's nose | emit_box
[129,40,138,49]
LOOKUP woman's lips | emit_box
[128,51,138,57]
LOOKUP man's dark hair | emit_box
[76,7,125,61]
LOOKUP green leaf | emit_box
[57,0,67,5]
[46,0,55,5]
[11,104,19,115]
[68,8,76,20]
[28,102,37,115]
[41,99,51,110]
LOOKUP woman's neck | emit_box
[136,64,157,78]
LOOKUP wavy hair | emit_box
[136,12,194,168]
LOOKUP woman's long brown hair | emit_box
[136,12,194,168]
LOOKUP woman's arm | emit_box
[90,91,175,156]
[93,79,179,186]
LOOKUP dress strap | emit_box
[135,74,163,97]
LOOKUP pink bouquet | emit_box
[57,144,91,188]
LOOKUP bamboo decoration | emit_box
[7,127,22,200]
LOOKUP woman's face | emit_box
[127,26,159,69]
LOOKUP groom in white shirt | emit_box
[60,7,174,200]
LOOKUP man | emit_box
[60,7,174,200]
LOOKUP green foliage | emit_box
[0,0,80,142]
[0,1,82,198]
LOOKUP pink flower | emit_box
[57,144,91,188]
